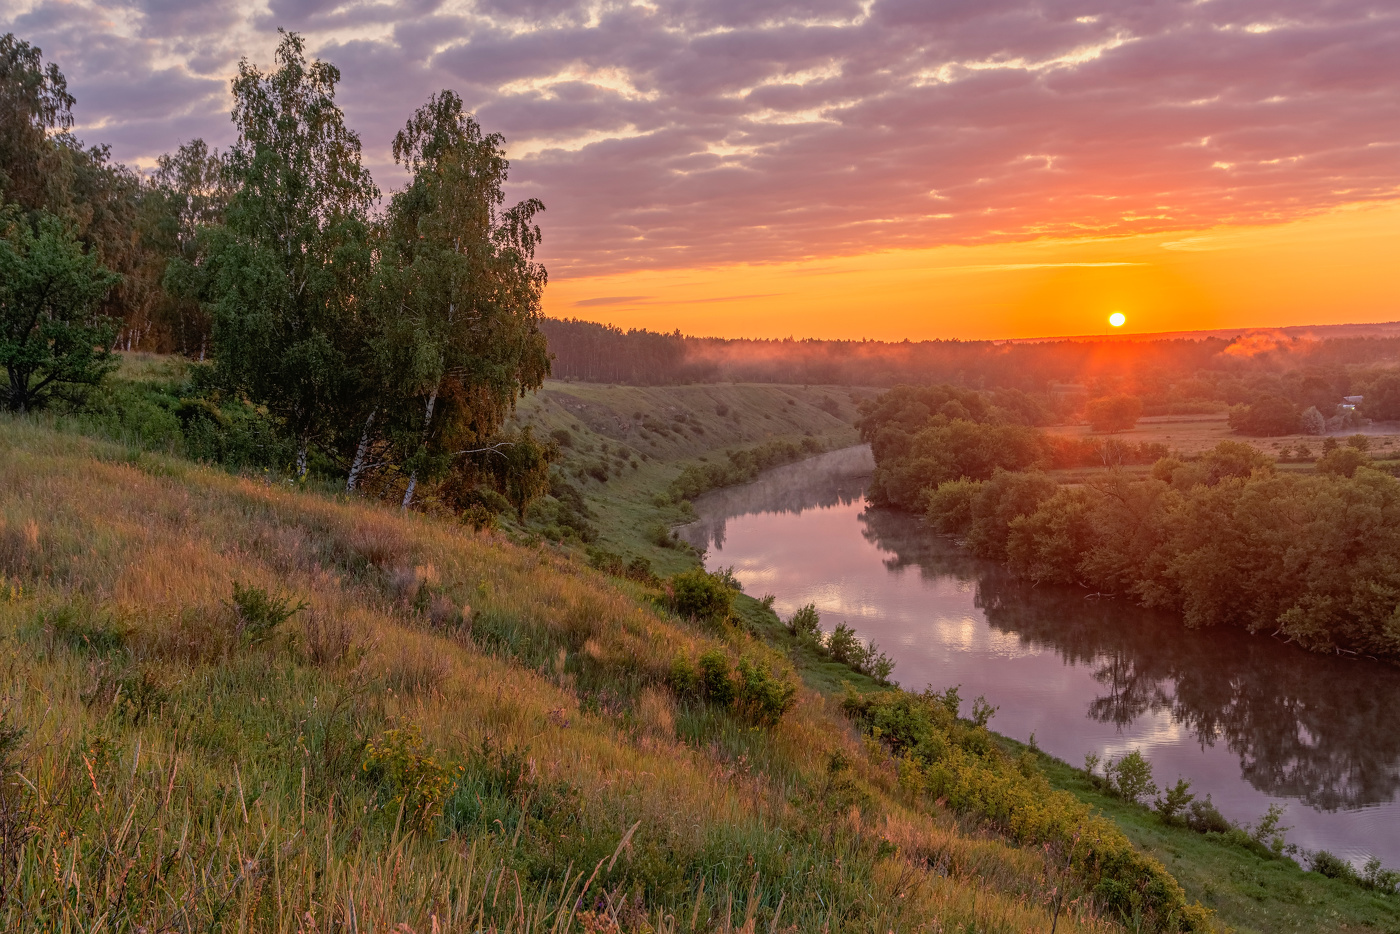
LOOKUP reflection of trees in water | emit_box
[859,506,1400,811]
[679,446,874,552]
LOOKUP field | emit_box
[1045,413,1400,458]
[1043,413,1400,483]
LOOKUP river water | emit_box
[678,446,1400,867]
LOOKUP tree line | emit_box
[543,318,1400,432]
[920,441,1400,659]
[1,32,553,513]
[859,382,1400,659]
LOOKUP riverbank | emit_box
[668,444,1400,934]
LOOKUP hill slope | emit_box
[0,418,1127,933]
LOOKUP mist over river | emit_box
[678,446,1400,866]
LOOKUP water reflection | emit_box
[684,446,874,554]
[859,506,1400,812]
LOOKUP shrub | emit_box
[1309,849,1357,882]
[825,622,862,664]
[1247,802,1291,857]
[842,689,1206,931]
[787,603,821,641]
[1185,795,1232,834]
[624,556,657,584]
[668,569,733,624]
[588,548,625,576]
[697,650,736,707]
[733,657,798,726]
[670,650,797,727]
[1153,778,1196,825]
[1105,750,1157,804]
[1361,856,1400,895]
[361,726,461,832]
[227,582,306,645]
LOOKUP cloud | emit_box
[571,295,650,307]
[6,0,1398,273]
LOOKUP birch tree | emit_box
[195,31,377,477]
[363,90,549,505]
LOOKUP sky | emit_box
[7,0,1398,340]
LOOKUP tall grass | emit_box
[0,418,1143,932]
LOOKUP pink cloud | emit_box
[7,0,1397,275]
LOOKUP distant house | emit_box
[1341,394,1364,412]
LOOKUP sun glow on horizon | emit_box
[544,199,1400,342]
[1109,312,1127,327]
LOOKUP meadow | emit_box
[0,413,1159,933]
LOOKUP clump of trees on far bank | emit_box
[858,385,1166,510]
[1,31,551,516]
[922,439,1400,659]
[862,380,1400,660]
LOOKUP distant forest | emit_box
[542,317,1400,424]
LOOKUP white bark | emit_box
[346,408,377,492]
[401,386,439,511]
[296,442,309,480]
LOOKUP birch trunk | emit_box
[346,408,377,492]
[401,385,440,510]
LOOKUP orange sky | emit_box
[545,198,1400,342]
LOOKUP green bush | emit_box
[227,582,306,645]
[1185,795,1232,834]
[733,656,797,726]
[697,650,736,707]
[670,649,797,727]
[1153,778,1196,825]
[1105,750,1158,804]
[1309,850,1357,882]
[668,569,734,624]
[361,726,461,832]
[1361,856,1400,895]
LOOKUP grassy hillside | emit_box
[504,380,864,574]
[1,417,1139,933]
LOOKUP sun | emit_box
[1109,312,1126,327]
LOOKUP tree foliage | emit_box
[859,385,1046,509]
[1085,394,1143,433]
[355,90,550,503]
[190,31,378,475]
[1228,394,1299,436]
[925,440,1400,659]
[0,209,120,411]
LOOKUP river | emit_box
[678,445,1400,867]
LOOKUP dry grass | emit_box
[0,418,1137,932]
